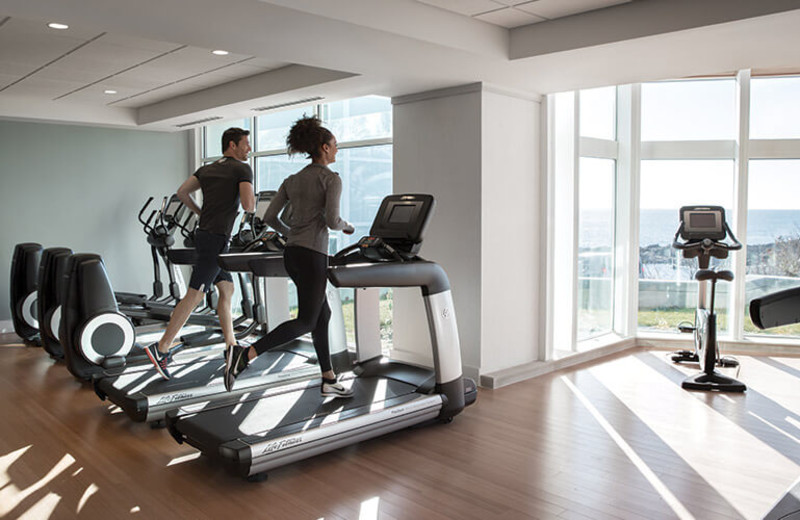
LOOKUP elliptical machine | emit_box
[671,205,746,392]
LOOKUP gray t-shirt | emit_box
[265,163,352,255]
[193,156,253,237]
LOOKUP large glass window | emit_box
[638,160,735,333]
[580,87,616,140]
[577,157,616,339]
[641,79,736,141]
[745,159,800,336]
[324,96,392,142]
[204,118,250,158]
[255,154,300,192]
[751,77,800,139]
[256,106,312,151]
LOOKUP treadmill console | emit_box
[332,194,436,264]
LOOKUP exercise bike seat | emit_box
[695,269,734,282]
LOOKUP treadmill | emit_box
[92,243,350,424]
[166,194,477,481]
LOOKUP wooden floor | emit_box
[1,337,799,520]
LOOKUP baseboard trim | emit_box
[480,339,637,389]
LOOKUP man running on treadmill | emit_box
[145,127,255,379]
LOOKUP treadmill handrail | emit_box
[327,260,450,296]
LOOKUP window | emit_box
[745,159,800,336]
[641,79,736,141]
[324,96,392,142]
[580,87,616,140]
[256,106,310,152]
[203,118,250,158]
[255,154,299,192]
[638,160,735,333]
[577,157,616,339]
[554,73,800,355]
[751,77,800,139]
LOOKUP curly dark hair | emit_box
[286,116,334,159]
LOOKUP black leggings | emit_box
[251,246,332,372]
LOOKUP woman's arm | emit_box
[324,175,355,233]
[263,182,291,236]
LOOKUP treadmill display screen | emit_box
[388,204,415,224]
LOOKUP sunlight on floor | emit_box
[560,376,696,520]
[0,447,74,517]
[359,496,380,520]
[77,483,98,513]
[167,452,201,467]
[583,353,800,519]
[17,491,60,519]
[749,411,800,444]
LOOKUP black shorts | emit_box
[188,229,233,292]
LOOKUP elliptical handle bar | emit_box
[137,197,155,228]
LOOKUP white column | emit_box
[392,83,541,382]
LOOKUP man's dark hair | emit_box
[221,127,250,154]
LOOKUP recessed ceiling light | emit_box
[212,50,229,56]
[47,23,69,30]
[104,90,117,95]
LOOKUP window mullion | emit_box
[731,69,751,341]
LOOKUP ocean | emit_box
[580,209,800,248]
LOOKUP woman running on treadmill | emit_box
[224,116,355,398]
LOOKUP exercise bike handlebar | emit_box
[672,221,743,252]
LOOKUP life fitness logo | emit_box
[441,307,450,319]
[261,437,302,455]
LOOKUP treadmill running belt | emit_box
[95,340,317,422]
[174,377,419,449]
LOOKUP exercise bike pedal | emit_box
[718,356,739,368]
[671,350,699,363]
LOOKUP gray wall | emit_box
[1,119,190,322]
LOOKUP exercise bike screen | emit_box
[689,213,718,230]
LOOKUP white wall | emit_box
[392,86,483,377]
[480,89,540,374]
[392,83,542,381]
[0,120,190,322]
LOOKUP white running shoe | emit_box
[321,380,354,398]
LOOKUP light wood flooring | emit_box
[1,336,798,519]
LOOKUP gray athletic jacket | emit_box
[264,163,354,255]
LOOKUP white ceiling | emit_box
[417,0,632,28]
[1,0,800,131]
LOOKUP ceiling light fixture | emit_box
[47,22,69,30]
[104,90,117,95]
[212,50,229,56]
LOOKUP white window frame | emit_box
[546,70,800,357]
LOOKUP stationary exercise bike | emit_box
[671,205,746,392]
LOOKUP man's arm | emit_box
[177,175,202,215]
[239,181,255,213]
